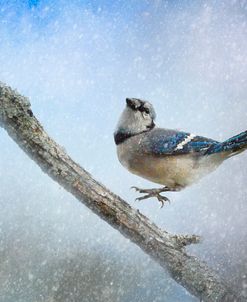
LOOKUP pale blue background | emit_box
[0,1,247,301]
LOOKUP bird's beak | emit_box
[147,120,155,130]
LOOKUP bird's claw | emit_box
[131,186,170,208]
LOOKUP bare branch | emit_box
[0,83,244,302]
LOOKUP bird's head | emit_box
[114,98,156,143]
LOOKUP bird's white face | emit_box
[116,98,156,135]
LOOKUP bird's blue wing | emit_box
[140,128,219,156]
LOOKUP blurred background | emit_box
[0,0,247,301]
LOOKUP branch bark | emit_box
[0,82,243,302]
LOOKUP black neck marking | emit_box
[114,122,155,145]
[114,131,133,145]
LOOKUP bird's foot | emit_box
[131,186,171,208]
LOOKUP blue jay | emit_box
[114,98,247,207]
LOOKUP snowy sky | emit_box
[0,1,247,301]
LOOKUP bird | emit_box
[114,98,247,207]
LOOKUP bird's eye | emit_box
[142,111,149,118]
[145,108,150,114]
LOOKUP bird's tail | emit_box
[206,130,247,157]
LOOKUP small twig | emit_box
[172,234,202,247]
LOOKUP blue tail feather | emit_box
[206,130,247,156]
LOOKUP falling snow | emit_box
[0,0,247,301]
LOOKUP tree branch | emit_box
[0,83,243,302]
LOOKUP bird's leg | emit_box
[131,186,182,208]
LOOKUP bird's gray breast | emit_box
[116,135,183,187]
[116,136,143,171]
